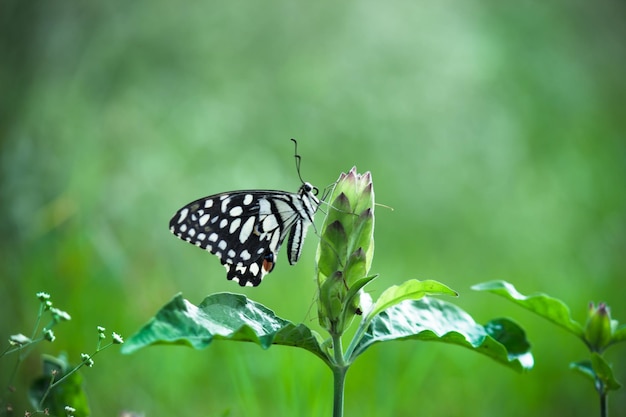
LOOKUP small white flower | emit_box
[50,307,72,322]
[65,405,76,416]
[9,333,31,346]
[112,332,124,344]
[80,353,94,367]
[44,329,56,343]
[37,292,51,301]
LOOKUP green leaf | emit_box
[472,280,584,337]
[610,324,626,345]
[570,354,622,392]
[335,274,378,335]
[351,297,533,372]
[29,354,90,417]
[484,318,531,355]
[366,279,458,323]
[122,293,331,365]
[344,274,378,313]
[591,352,622,391]
[570,359,596,385]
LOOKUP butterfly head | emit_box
[300,181,319,196]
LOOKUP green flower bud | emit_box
[585,302,614,352]
[316,168,375,335]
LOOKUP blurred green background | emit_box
[2,0,625,416]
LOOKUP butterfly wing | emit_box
[169,189,312,286]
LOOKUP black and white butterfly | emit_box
[169,140,320,287]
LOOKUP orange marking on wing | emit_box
[262,258,275,273]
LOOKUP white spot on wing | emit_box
[262,214,279,232]
[221,197,230,213]
[178,208,189,223]
[199,214,210,226]
[239,217,255,244]
[218,240,227,250]
[205,200,214,208]
[229,218,241,234]
[243,194,253,205]
[258,199,271,215]
[249,263,260,277]
[219,218,228,229]
[229,206,243,216]
[208,233,218,242]
[240,249,251,261]
[180,224,187,232]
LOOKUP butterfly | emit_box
[169,140,320,287]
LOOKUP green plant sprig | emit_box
[123,168,533,417]
[473,280,625,417]
[1,293,123,417]
[34,327,124,413]
[2,292,71,408]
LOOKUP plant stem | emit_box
[332,333,345,366]
[332,365,347,417]
[30,303,45,340]
[37,342,114,410]
[599,391,607,417]
[344,319,367,362]
[48,342,112,390]
[330,332,347,417]
[37,370,58,410]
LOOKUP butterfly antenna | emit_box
[291,138,306,184]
